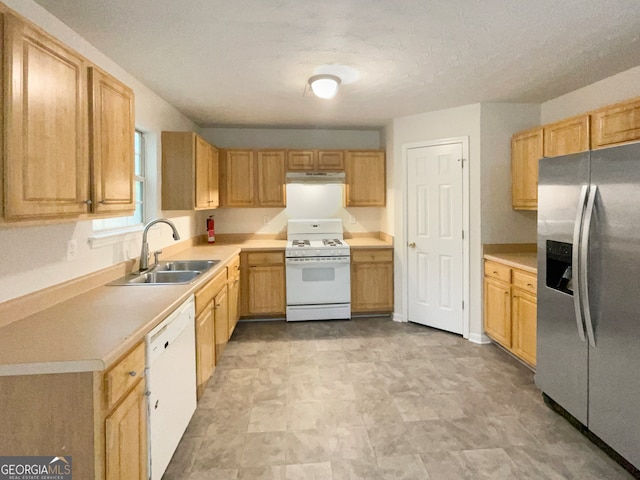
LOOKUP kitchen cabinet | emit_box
[221,149,285,207]
[0,341,147,480]
[2,12,136,222]
[161,131,219,210]
[511,127,543,210]
[240,250,286,317]
[345,150,386,206]
[227,255,241,337]
[351,248,394,313]
[213,284,229,362]
[286,150,345,171]
[194,267,227,397]
[543,114,590,158]
[591,96,640,149]
[483,259,537,367]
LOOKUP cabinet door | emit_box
[195,306,215,399]
[195,135,211,209]
[591,97,640,148]
[210,145,220,208]
[105,380,147,480]
[257,151,285,206]
[345,151,386,206]
[88,67,135,214]
[248,265,285,315]
[222,150,255,206]
[228,274,240,337]
[287,150,315,171]
[351,259,393,312]
[483,277,512,348]
[4,15,89,219]
[214,286,229,361]
[512,289,537,366]
[317,150,345,171]
[543,115,590,157]
[511,127,542,210]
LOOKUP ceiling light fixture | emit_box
[308,74,341,99]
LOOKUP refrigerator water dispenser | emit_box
[546,240,573,294]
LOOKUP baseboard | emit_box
[468,332,492,344]
[392,312,407,323]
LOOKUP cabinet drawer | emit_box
[105,342,145,409]
[351,248,393,263]
[246,251,284,266]
[484,260,511,283]
[513,269,537,295]
[195,269,227,315]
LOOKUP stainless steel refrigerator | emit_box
[536,142,640,472]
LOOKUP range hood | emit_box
[286,171,346,184]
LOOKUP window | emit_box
[92,130,146,232]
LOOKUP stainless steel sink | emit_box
[156,260,219,272]
[108,259,219,285]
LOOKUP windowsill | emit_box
[88,225,144,249]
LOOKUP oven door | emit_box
[286,256,351,306]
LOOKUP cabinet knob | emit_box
[129,370,137,377]
[408,242,416,248]
[83,199,92,205]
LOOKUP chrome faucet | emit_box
[139,219,181,271]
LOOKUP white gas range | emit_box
[285,219,351,321]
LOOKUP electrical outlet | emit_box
[66,240,78,261]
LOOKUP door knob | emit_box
[408,242,416,248]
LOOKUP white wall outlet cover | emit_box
[66,239,78,261]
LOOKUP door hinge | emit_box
[462,300,465,310]
[458,158,466,168]
[462,230,464,240]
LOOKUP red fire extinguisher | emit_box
[207,216,215,244]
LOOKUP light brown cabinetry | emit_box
[286,150,345,171]
[240,250,286,317]
[1,12,135,222]
[221,149,285,207]
[351,248,394,313]
[543,115,590,158]
[511,127,543,211]
[213,285,229,362]
[483,259,537,367]
[591,97,640,148]
[227,255,241,337]
[345,150,386,206]
[161,132,219,210]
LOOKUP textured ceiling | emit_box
[34,0,640,128]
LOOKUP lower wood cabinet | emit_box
[483,259,537,367]
[351,248,394,313]
[227,256,241,337]
[240,250,286,317]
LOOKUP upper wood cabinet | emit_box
[543,114,590,157]
[1,12,136,222]
[286,149,345,171]
[89,67,135,214]
[220,149,285,207]
[591,97,640,149]
[3,13,90,220]
[345,150,386,206]
[511,127,543,211]
[161,132,219,210]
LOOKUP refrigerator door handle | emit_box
[581,184,598,347]
[572,184,589,342]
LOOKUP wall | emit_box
[0,0,198,303]
[198,127,383,236]
[541,65,640,124]
[391,104,483,340]
[480,103,540,243]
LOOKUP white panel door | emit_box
[407,142,464,334]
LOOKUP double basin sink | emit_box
[109,260,219,285]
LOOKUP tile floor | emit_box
[163,317,632,479]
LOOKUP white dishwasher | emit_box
[145,295,197,480]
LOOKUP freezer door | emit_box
[588,143,640,470]
[536,152,590,425]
